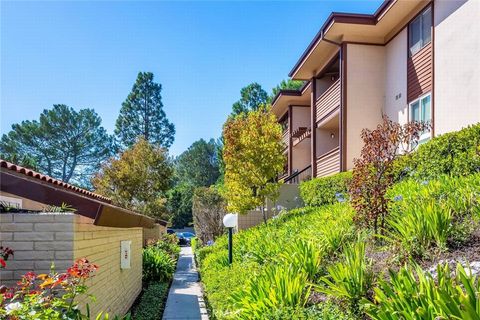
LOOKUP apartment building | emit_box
[273,0,479,182]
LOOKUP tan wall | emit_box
[384,28,408,125]
[74,216,143,318]
[0,191,47,211]
[143,224,166,245]
[316,77,337,99]
[346,44,385,169]
[236,184,303,230]
[292,140,310,172]
[0,213,75,287]
[316,127,339,157]
[434,0,480,135]
[292,106,310,130]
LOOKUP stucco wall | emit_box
[434,0,480,135]
[0,191,47,211]
[292,141,310,172]
[292,106,310,130]
[316,127,339,157]
[0,213,75,287]
[384,28,408,125]
[346,44,385,169]
[74,215,143,317]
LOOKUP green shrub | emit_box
[316,241,373,313]
[398,123,480,180]
[199,204,355,318]
[230,264,311,320]
[131,282,169,320]
[142,246,176,283]
[279,240,322,281]
[363,263,480,320]
[300,172,352,207]
[152,234,180,259]
[252,301,354,320]
[386,175,480,258]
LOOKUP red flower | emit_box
[0,258,6,268]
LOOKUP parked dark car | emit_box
[167,229,175,235]
[176,232,195,246]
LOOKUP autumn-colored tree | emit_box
[349,115,429,234]
[92,138,173,220]
[222,105,285,223]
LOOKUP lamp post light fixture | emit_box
[223,213,237,265]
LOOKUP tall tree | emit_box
[167,138,221,228]
[175,138,220,187]
[271,79,305,98]
[115,72,175,149]
[0,104,114,187]
[231,82,269,116]
[92,138,173,220]
[222,105,285,222]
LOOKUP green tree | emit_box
[166,138,221,228]
[271,79,305,98]
[115,72,175,149]
[0,104,114,187]
[231,82,270,116]
[222,105,285,222]
[175,138,220,187]
[92,138,173,220]
[167,183,195,228]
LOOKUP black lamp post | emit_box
[223,213,237,265]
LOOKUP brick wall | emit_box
[74,215,143,317]
[0,213,75,286]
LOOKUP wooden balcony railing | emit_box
[316,79,341,123]
[316,147,340,177]
[282,130,289,148]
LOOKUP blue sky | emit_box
[1,0,382,156]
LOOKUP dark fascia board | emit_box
[271,81,310,107]
[0,170,155,228]
[288,0,394,77]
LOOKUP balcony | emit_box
[316,147,340,177]
[292,127,311,147]
[283,165,312,184]
[282,130,289,149]
[316,79,340,124]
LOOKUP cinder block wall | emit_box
[74,215,143,317]
[0,213,143,318]
[0,213,75,286]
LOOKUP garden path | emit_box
[162,246,209,320]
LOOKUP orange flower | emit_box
[39,277,55,289]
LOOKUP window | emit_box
[409,6,432,56]
[409,93,431,143]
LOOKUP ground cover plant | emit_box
[197,203,355,319]
[198,124,480,319]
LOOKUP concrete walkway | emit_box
[162,246,209,320]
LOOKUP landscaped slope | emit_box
[198,174,480,319]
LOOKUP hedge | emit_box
[299,171,352,207]
[398,123,480,180]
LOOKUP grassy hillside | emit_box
[197,174,480,319]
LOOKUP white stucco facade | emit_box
[433,0,480,135]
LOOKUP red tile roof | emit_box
[0,159,111,203]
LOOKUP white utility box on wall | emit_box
[120,240,132,269]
